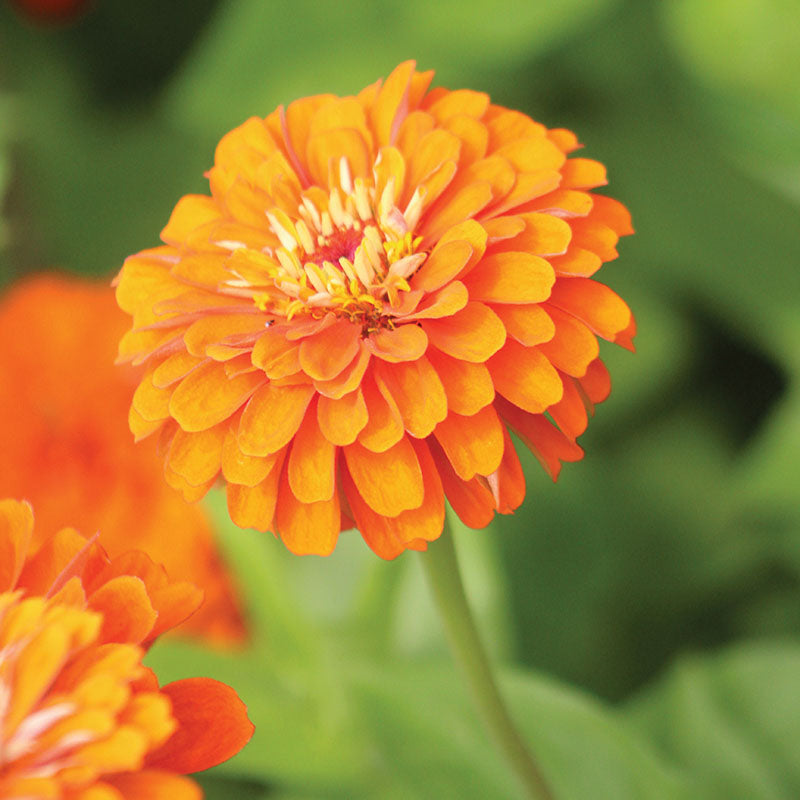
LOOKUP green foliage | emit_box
[2,0,800,795]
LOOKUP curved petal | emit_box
[145,678,254,774]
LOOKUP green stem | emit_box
[418,519,555,800]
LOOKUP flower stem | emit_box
[418,519,555,800]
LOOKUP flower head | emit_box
[0,274,245,644]
[0,498,254,799]
[116,61,635,559]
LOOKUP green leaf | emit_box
[626,641,800,800]
[660,0,800,203]
[163,0,620,136]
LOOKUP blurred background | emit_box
[1,0,799,798]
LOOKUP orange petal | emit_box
[275,467,340,555]
[570,218,619,261]
[343,439,444,559]
[463,251,554,304]
[422,301,506,362]
[490,212,572,257]
[161,195,222,246]
[167,424,225,486]
[107,771,201,800]
[548,373,589,440]
[146,678,254,774]
[0,499,33,591]
[428,438,495,529]
[314,342,371,399]
[221,425,277,486]
[357,374,404,452]
[307,128,371,187]
[376,357,447,438]
[365,324,428,363]
[371,60,416,145]
[344,437,424,516]
[579,358,611,404]
[548,277,633,343]
[426,349,495,415]
[287,401,336,503]
[560,158,607,189]
[251,327,301,379]
[491,303,555,346]
[433,405,505,481]
[170,362,264,433]
[549,247,602,277]
[226,456,284,533]
[238,383,314,456]
[88,576,157,644]
[421,182,494,243]
[491,427,526,514]
[496,397,583,481]
[132,371,171,422]
[317,389,368,446]
[589,194,634,236]
[299,320,361,381]
[537,305,599,378]
[404,281,468,321]
[184,313,265,358]
[410,239,473,292]
[426,89,490,122]
[150,352,203,390]
[404,129,461,205]
[487,339,563,413]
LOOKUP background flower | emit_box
[115,62,634,559]
[0,274,246,645]
[0,498,254,799]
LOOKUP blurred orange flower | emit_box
[0,498,254,799]
[0,275,245,645]
[116,61,634,559]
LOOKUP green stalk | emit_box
[418,519,555,800]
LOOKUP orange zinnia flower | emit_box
[116,61,635,559]
[0,498,254,799]
[0,275,245,645]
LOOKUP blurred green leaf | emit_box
[661,0,800,203]
[626,641,800,800]
[164,0,620,136]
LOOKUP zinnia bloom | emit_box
[0,275,245,645]
[116,61,635,559]
[0,497,254,799]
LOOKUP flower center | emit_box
[220,156,427,329]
